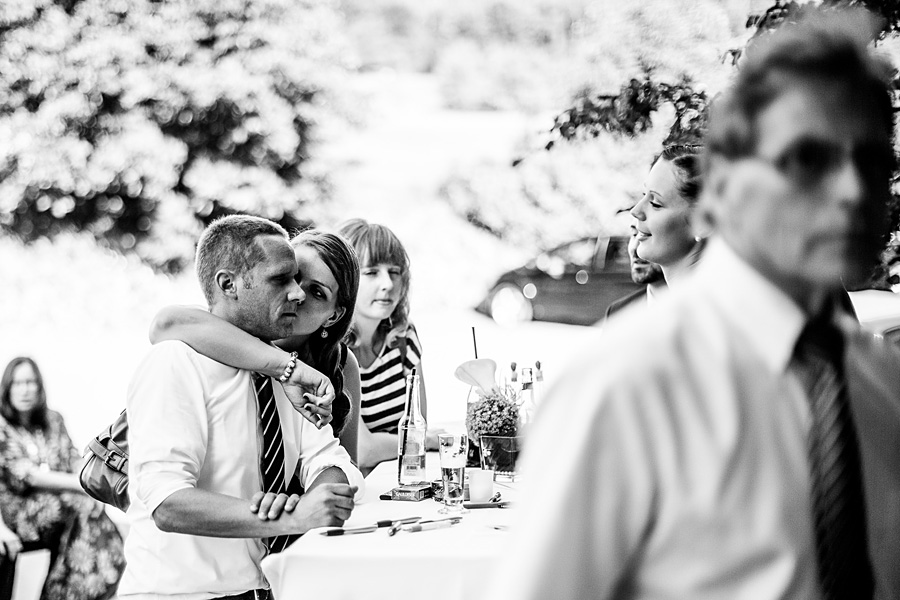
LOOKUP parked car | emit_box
[477,236,642,326]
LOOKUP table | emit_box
[261,452,517,600]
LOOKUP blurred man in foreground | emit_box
[491,9,900,599]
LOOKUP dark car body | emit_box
[477,236,642,326]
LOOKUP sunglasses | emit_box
[754,137,895,188]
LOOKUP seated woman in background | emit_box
[337,219,443,471]
[150,229,362,462]
[630,144,707,285]
[0,356,125,600]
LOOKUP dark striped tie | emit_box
[792,320,873,599]
[252,372,297,553]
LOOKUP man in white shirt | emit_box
[492,9,900,600]
[119,215,365,600]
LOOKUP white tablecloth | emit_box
[261,453,517,600]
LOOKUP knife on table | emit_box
[323,516,421,536]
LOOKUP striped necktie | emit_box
[792,319,873,599]
[252,372,297,553]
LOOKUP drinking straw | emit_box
[471,326,479,359]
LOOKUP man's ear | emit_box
[216,270,239,298]
[705,154,731,199]
[695,154,732,234]
[324,306,346,328]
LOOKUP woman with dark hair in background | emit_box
[150,229,363,462]
[0,356,124,600]
[630,144,707,285]
[337,218,443,471]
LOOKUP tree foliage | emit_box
[0,0,350,273]
[547,74,709,151]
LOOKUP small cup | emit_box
[466,468,494,503]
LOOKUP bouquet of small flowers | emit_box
[466,386,519,441]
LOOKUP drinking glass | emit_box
[438,433,468,514]
[479,435,522,482]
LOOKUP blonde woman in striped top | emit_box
[338,219,444,471]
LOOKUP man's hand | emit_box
[283,362,335,429]
[285,483,357,532]
[0,524,22,560]
[250,491,301,521]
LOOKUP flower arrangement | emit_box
[466,387,519,442]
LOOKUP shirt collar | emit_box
[695,237,807,374]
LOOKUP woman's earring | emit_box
[320,329,328,339]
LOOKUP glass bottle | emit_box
[397,367,427,485]
[465,386,482,468]
[518,367,537,433]
[502,361,518,396]
[533,360,544,406]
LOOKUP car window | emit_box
[552,239,595,268]
[884,327,900,350]
[536,238,595,275]
[606,239,630,270]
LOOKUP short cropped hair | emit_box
[705,8,894,164]
[195,215,289,304]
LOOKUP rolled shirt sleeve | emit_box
[126,341,210,514]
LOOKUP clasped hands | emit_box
[249,484,357,532]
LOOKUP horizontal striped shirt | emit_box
[359,326,422,433]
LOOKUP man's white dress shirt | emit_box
[119,340,364,600]
[491,238,829,600]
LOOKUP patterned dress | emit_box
[0,410,125,600]
[358,325,422,434]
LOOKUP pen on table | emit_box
[375,516,421,528]
[389,516,457,536]
[401,518,462,533]
[321,525,379,536]
[462,500,512,509]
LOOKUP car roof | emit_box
[542,235,626,254]
[848,289,900,334]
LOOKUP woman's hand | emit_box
[284,363,335,429]
[0,523,22,560]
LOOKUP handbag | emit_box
[79,409,130,512]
